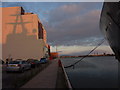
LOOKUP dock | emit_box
[21,59,72,89]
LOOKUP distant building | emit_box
[1,7,50,60]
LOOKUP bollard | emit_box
[58,59,62,67]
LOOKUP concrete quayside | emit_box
[21,59,72,89]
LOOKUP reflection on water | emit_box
[61,56,118,88]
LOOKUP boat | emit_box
[100,2,120,62]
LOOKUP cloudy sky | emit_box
[2,2,114,55]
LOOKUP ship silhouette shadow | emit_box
[2,12,44,60]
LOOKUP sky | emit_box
[2,2,114,55]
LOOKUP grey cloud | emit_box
[48,2,102,24]
[48,4,82,23]
[65,49,112,56]
[44,3,103,46]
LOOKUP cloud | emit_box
[48,4,83,23]
[44,3,103,46]
[42,2,113,55]
[51,45,113,55]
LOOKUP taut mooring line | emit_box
[64,39,105,69]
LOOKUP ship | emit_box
[100,2,120,62]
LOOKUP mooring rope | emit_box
[64,38,105,69]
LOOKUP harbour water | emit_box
[61,56,118,88]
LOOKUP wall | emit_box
[2,7,48,60]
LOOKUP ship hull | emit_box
[100,2,120,61]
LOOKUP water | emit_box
[61,56,118,88]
